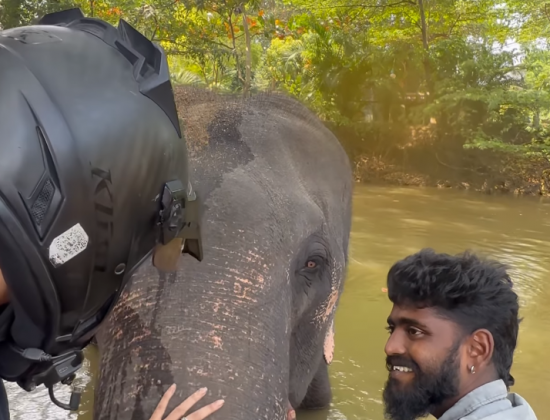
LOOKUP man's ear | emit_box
[467,328,494,368]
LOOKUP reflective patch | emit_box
[49,223,89,267]
[323,320,335,365]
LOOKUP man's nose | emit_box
[385,329,406,356]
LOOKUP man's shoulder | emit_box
[442,380,538,420]
[502,391,538,420]
[0,381,10,420]
[462,389,538,420]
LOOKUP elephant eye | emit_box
[304,256,326,270]
[306,260,317,269]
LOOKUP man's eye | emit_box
[385,325,394,334]
[408,327,424,337]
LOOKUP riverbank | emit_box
[352,152,550,197]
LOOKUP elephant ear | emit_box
[323,319,335,365]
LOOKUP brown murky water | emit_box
[6,185,549,419]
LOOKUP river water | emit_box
[5,185,550,419]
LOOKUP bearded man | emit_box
[383,248,538,420]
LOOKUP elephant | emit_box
[93,85,353,420]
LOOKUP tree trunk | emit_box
[417,0,433,98]
[534,109,540,128]
[228,12,243,88]
[242,4,252,97]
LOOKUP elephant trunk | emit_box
[94,250,292,420]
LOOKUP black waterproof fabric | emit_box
[0,381,9,420]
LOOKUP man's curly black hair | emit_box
[386,248,521,387]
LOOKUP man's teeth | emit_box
[392,366,413,372]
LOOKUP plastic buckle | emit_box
[19,349,84,411]
[159,180,186,245]
[154,180,203,271]
[180,182,203,261]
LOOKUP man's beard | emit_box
[382,341,461,420]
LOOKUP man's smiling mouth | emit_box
[392,365,413,372]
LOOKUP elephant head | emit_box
[93,86,353,420]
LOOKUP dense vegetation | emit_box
[3,0,550,194]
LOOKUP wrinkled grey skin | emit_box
[94,86,353,420]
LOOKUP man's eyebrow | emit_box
[387,316,430,330]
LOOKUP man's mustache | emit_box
[385,355,420,373]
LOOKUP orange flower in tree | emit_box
[99,6,111,17]
[224,21,232,39]
[108,7,122,16]
[246,17,257,27]
[258,10,264,17]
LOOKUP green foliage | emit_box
[1,0,76,28]
[4,0,550,161]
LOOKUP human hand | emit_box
[149,384,225,420]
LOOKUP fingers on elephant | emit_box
[161,387,224,420]
[150,383,177,420]
[183,399,225,420]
